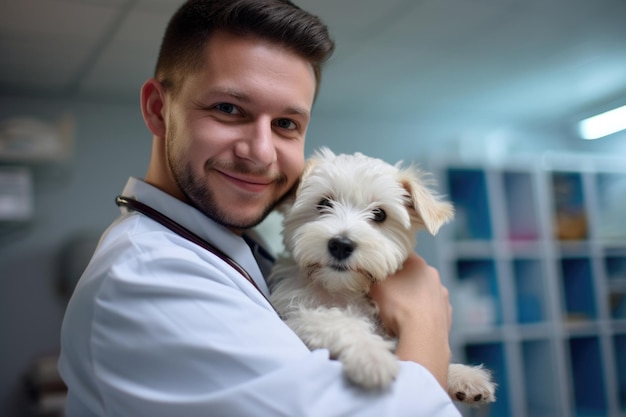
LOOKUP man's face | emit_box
[163,31,316,232]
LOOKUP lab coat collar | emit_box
[119,177,270,296]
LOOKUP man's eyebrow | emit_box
[206,86,251,102]
[205,86,310,118]
[283,105,311,118]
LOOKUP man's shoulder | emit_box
[94,213,240,282]
[101,213,194,254]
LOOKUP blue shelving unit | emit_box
[434,158,626,417]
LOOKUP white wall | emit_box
[306,114,626,166]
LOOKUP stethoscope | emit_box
[115,195,273,305]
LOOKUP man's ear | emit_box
[141,78,167,137]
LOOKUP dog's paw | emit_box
[447,363,496,404]
[340,345,398,389]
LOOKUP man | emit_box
[59,1,459,415]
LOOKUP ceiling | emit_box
[2,0,626,134]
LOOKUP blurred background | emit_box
[1,0,625,416]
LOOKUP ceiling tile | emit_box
[0,37,95,95]
[77,42,157,100]
[114,7,179,43]
[0,0,119,39]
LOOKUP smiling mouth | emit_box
[216,169,274,192]
[220,170,272,184]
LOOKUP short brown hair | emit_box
[155,0,335,97]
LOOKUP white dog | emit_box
[268,148,496,404]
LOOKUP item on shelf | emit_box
[0,115,74,162]
[0,167,33,221]
[609,291,626,319]
[452,279,497,328]
[551,172,588,240]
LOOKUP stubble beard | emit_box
[166,133,288,230]
[178,161,284,230]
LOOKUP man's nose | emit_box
[236,118,277,166]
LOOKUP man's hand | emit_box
[369,253,452,388]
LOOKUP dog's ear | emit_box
[276,182,298,215]
[276,155,320,214]
[397,167,454,235]
[301,154,320,179]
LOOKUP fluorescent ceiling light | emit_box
[578,104,626,140]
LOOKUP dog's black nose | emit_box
[328,237,355,261]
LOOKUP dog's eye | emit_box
[372,208,386,223]
[317,198,334,211]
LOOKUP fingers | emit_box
[369,253,452,337]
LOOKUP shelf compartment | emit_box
[568,336,608,417]
[503,172,540,241]
[464,342,510,417]
[551,172,588,241]
[559,258,597,322]
[447,168,493,240]
[614,334,626,412]
[595,173,626,241]
[513,259,546,324]
[521,339,560,417]
[605,255,626,281]
[454,259,502,327]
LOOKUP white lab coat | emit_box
[58,177,460,417]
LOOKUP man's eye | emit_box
[371,208,386,223]
[215,103,240,114]
[316,198,334,211]
[274,118,297,130]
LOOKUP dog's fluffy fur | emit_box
[267,148,496,404]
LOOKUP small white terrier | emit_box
[268,148,496,404]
